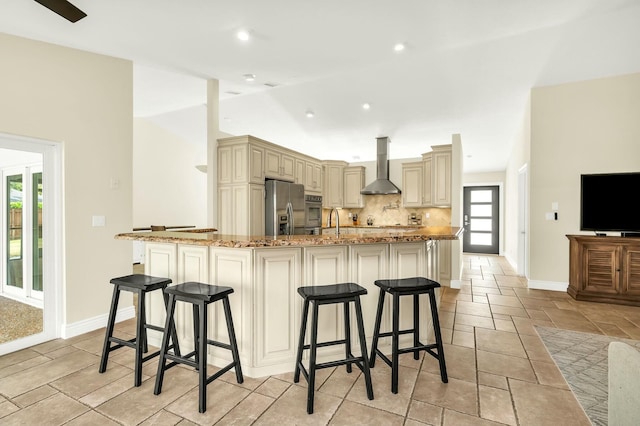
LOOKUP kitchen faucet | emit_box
[327,208,340,235]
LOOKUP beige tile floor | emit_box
[2,254,635,425]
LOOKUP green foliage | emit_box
[10,201,22,209]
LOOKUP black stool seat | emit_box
[370,276,448,394]
[166,282,234,302]
[294,283,374,414]
[154,282,243,413]
[99,274,180,387]
[297,282,367,300]
[374,277,440,293]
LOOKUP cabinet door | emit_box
[210,248,252,366]
[249,184,265,236]
[389,243,427,338]
[264,149,281,178]
[438,239,451,281]
[178,245,209,283]
[254,248,302,367]
[349,244,388,339]
[303,246,348,352]
[432,149,451,206]
[583,244,619,294]
[323,164,344,207]
[144,243,177,346]
[217,145,234,185]
[622,245,640,295]
[423,154,433,206]
[402,162,423,207]
[313,164,323,193]
[281,153,295,181]
[343,167,364,208]
[295,158,305,185]
[249,145,264,183]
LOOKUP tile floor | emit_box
[2,254,636,425]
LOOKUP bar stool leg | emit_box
[294,299,310,383]
[154,293,177,395]
[198,301,208,413]
[369,288,386,367]
[134,288,146,387]
[99,285,121,373]
[139,290,149,354]
[354,296,374,400]
[413,294,420,360]
[193,304,200,368]
[391,293,400,394]
[344,301,352,373]
[428,289,448,383]
[307,301,319,414]
[162,292,181,357]
[222,296,244,383]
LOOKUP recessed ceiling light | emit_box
[393,43,405,52]
[362,103,371,110]
[243,74,256,82]
[237,30,250,41]
[225,91,241,95]
[305,110,314,118]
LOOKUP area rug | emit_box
[535,326,640,426]
[0,295,43,344]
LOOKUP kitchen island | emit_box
[115,227,461,377]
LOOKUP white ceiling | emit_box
[2,0,640,172]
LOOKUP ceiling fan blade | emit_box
[34,0,87,23]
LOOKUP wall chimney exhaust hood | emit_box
[360,136,401,195]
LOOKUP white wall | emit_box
[528,72,640,285]
[0,33,133,325]
[133,118,207,228]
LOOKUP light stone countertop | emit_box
[115,226,462,248]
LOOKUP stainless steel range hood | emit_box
[360,137,401,195]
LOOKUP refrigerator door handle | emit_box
[286,202,294,235]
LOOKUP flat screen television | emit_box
[580,172,640,234]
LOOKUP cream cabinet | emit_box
[209,248,253,366]
[431,145,452,207]
[253,248,302,368]
[218,137,264,185]
[322,160,347,208]
[305,161,323,194]
[217,184,264,235]
[402,161,424,207]
[438,239,451,281]
[343,166,365,208]
[294,158,305,185]
[265,148,295,181]
[401,144,451,208]
[349,244,389,339]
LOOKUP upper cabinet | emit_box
[401,161,424,207]
[322,160,347,208]
[401,144,451,208]
[218,135,322,194]
[343,166,365,208]
[265,148,295,181]
[430,145,452,207]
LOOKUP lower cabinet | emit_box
[142,241,443,377]
[253,248,302,372]
[568,235,640,306]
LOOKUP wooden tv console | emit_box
[567,235,640,306]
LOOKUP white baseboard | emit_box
[61,306,136,339]
[527,279,568,292]
[449,279,461,289]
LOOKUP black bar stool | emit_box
[369,277,448,393]
[99,274,180,387]
[294,283,374,414]
[154,282,243,413]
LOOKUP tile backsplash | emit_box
[322,194,451,227]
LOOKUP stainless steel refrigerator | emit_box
[265,180,306,236]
